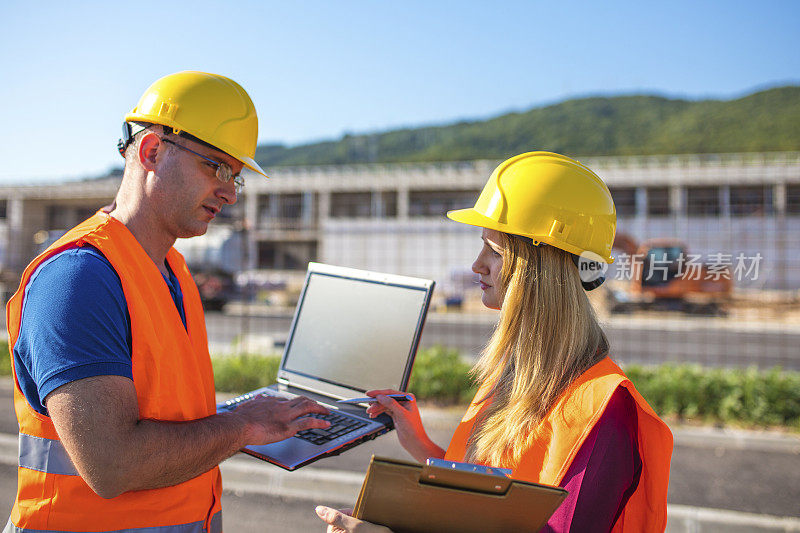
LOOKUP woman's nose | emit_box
[472,254,488,275]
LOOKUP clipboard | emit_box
[353,456,568,533]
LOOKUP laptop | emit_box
[217,262,435,470]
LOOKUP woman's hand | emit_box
[365,389,445,463]
[315,506,393,533]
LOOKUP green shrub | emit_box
[0,340,10,376]
[209,345,478,402]
[212,354,280,393]
[207,350,800,428]
[11,335,791,429]
[408,345,477,404]
[624,364,800,429]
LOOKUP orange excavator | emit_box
[607,233,733,315]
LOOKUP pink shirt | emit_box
[541,387,642,532]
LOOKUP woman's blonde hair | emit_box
[465,234,608,466]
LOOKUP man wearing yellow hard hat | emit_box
[5,71,331,532]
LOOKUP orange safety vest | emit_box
[445,357,673,532]
[6,212,222,532]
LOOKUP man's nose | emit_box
[218,182,237,205]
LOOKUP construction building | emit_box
[0,152,797,299]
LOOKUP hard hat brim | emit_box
[239,155,269,179]
[447,207,614,264]
[447,207,509,234]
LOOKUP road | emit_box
[206,309,800,370]
[1,306,796,370]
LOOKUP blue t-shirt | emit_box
[14,245,186,415]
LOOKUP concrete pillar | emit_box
[669,186,686,238]
[7,195,25,273]
[774,183,786,216]
[243,192,258,270]
[244,191,258,228]
[774,184,788,288]
[318,191,331,221]
[669,186,684,216]
[635,187,647,236]
[397,189,409,220]
[302,192,314,225]
[371,191,382,218]
[720,186,731,217]
[268,193,279,220]
[635,187,647,218]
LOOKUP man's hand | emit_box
[45,376,330,499]
[233,394,331,445]
[315,506,393,533]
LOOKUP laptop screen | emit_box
[282,267,432,393]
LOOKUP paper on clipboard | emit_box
[353,455,568,533]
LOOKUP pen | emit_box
[337,393,413,404]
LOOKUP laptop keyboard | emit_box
[219,390,370,446]
[295,412,369,445]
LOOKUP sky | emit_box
[1,0,798,184]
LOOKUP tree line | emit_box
[255,86,800,167]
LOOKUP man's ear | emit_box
[137,132,161,172]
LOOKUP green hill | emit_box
[255,86,800,167]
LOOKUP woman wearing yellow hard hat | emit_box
[316,152,673,533]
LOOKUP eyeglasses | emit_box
[161,138,244,193]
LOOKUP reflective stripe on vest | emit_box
[4,512,222,533]
[18,433,79,476]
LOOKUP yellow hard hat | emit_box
[124,71,268,178]
[447,152,616,263]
